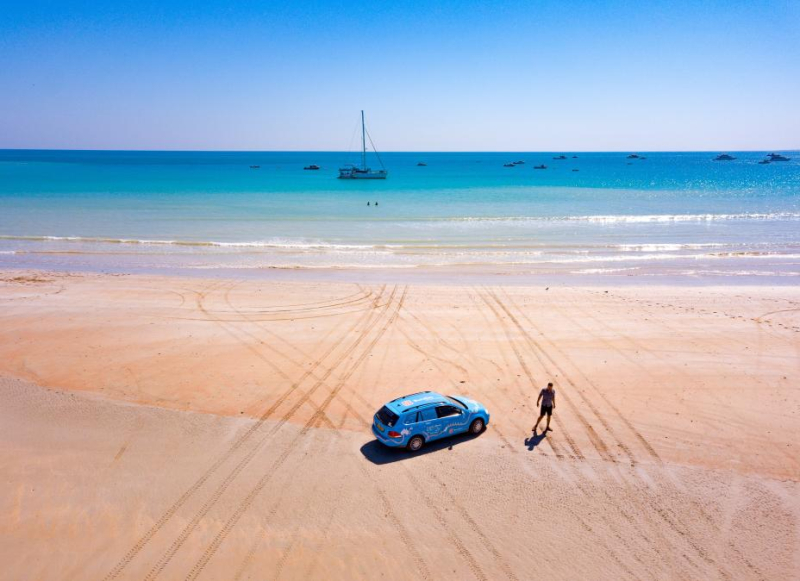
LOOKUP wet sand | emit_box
[1,270,798,580]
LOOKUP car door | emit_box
[417,407,441,441]
[435,404,469,436]
[399,411,422,441]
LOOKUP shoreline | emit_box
[2,263,800,287]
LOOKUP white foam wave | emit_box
[613,243,730,252]
[0,235,377,251]
[571,267,640,274]
[438,212,800,224]
[679,270,800,277]
[186,263,420,270]
[545,252,800,264]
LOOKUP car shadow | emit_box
[360,431,484,464]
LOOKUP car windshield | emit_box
[446,396,468,410]
[376,406,399,427]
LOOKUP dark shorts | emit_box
[540,405,553,417]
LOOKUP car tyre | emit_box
[469,418,485,434]
[407,435,425,452]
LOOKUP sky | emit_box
[1,0,799,151]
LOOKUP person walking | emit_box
[533,382,556,434]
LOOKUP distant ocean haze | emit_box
[1,150,798,279]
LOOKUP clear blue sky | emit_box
[2,0,798,151]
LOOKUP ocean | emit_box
[1,149,799,281]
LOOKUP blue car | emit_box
[372,391,490,451]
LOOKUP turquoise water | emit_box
[1,150,799,278]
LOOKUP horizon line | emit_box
[2,147,798,154]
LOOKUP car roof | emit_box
[384,391,450,415]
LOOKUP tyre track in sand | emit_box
[461,288,565,456]
[143,285,398,581]
[201,287,377,320]
[425,471,521,581]
[232,423,343,581]
[182,287,409,581]
[476,288,588,461]
[560,292,736,418]
[218,281,384,426]
[329,381,517,581]
[101,281,386,581]
[222,283,374,369]
[492,288,656,465]
[230,288,405,581]
[484,288,624,464]
[352,306,524,579]
[245,288,515,581]
[498,289,742,579]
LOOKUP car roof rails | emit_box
[390,390,431,403]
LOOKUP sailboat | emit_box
[338,111,388,179]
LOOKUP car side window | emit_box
[419,408,437,422]
[403,413,418,425]
[436,405,461,419]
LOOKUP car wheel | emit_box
[469,418,485,434]
[407,435,425,452]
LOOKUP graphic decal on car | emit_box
[441,418,469,435]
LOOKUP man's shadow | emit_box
[524,430,547,451]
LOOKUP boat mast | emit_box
[361,110,366,171]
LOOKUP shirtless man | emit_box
[533,382,556,434]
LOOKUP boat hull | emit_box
[338,169,388,179]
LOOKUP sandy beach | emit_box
[0,269,798,580]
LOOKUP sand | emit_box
[0,270,798,580]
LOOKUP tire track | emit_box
[169,303,380,323]
[560,291,748,433]
[182,287,407,581]
[312,348,519,580]
[492,288,653,465]
[230,287,370,312]
[399,325,470,375]
[497,290,737,578]
[483,288,619,463]
[219,281,387,420]
[428,472,520,581]
[222,283,376,369]
[200,287,376,318]
[459,289,562,454]
[353,462,433,581]
[101,281,385,581]
[516,293,661,463]
[144,286,398,581]
[238,428,343,581]
[463,288,565,455]
[237,287,500,581]
[476,289,587,461]
[401,468,489,581]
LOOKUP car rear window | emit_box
[376,406,399,427]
